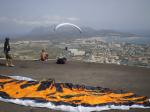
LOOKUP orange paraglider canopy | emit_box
[0,75,150,111]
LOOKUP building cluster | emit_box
[0,38,149,67]
[59,38,150,67]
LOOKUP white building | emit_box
[68,49,85,56]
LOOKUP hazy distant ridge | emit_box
[13,26,150,44]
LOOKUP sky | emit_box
[0,0,150,35]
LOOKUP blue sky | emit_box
[0,0,150,35]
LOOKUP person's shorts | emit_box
[5,53,12,59]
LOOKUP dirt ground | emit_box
[0,60,150,112]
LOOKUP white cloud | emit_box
[0,16,80,27]
[67,17,79,21]
[0,16,9,21]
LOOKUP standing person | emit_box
[4,37,15,67]
[65,47,68,51]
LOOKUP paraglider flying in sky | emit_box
[55,23,82,33]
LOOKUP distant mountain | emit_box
[14,26,150,44]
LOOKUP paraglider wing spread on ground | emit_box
[0,75,150,112]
